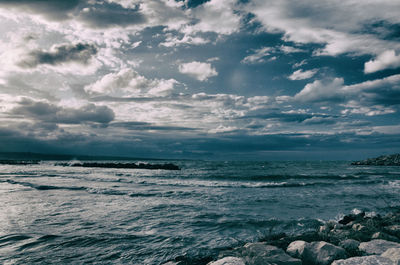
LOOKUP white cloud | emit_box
[246,0,400,60]
[183,0,242,35]
[364,50,400,74]
[294,78,344,102]
[241,47,272,64]
[84,68,178,96]
[178,61,218,81]
[279,45,305,54]
[160,34,209,47]
[288,69,318,80]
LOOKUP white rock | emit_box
[287,240,309,259]
[331,255,393,265]
[381,247,400,265]
[303,241,346,265]
[359,239,400,255]
[207,257,245,265]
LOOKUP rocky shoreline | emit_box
[352,154,400,166]
[165,209,400,265]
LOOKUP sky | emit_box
[0,0,399,160]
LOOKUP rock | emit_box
[381,248,400,265]
[359,239,400,255]
[352,223,368,233]
[286,240,308,259]
[339,239,360,253]
[385,225,400,238]
[372,232,400,242]
[331,255,393,265]
[319,225,330,233]
[303,241,347,265]
[207,257,245,265]
[351,153,400,166]
[339,212,365,225]
[240,242,302,265]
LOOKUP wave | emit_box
[204,174,365,181]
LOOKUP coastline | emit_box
[165,208,400,265]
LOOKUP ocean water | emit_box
[0,160,399,264]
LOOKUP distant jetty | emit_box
[351,154,400,166]
[0,160,40,165]
[56,162,181,170]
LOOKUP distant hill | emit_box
[351,153,400,166]
[0,152,161,161]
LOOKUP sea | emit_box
[0,160,399,264]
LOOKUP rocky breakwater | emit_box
[352,153,400,166]
[202,210,400,265]
[56,162,181,170]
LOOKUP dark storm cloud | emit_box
[19,43,97,68]
[302,116,337,125]
[362,20,400,41]
[239,111,335,123]
[11,98,114,124]
[110,121,197,131]
[0,0,82,20]
[0,0,146,28]
[78,3,147,28]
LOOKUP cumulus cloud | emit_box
[183,0,242,35]
[288,69,318,80]
[246,0,400,62]
[290,74,400,116]
[85,68,178,96]
[19,43,98,68]
[294,78,344,103]
[178,61,218,81]
[11,98,115,124]
[364,50,400,73]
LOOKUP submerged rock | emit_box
[303,241,347,265]
[331,255,393,265]
[359,239,400,255]
[207,257,245,265]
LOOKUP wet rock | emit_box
[240,242,302,265]
[352,223,368,233]
[339,212,365,225]
[303,241,347,265]
[331,255,393,265]
[207,257,245,265]
[372,232,400,242]
[319,225,330,233]
[359,239,400,255]
[286,240,308,259]
[381,248,400,264]
[339,239,360,254]
[385,225,400,238]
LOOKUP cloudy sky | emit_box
[0,0,399,160]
